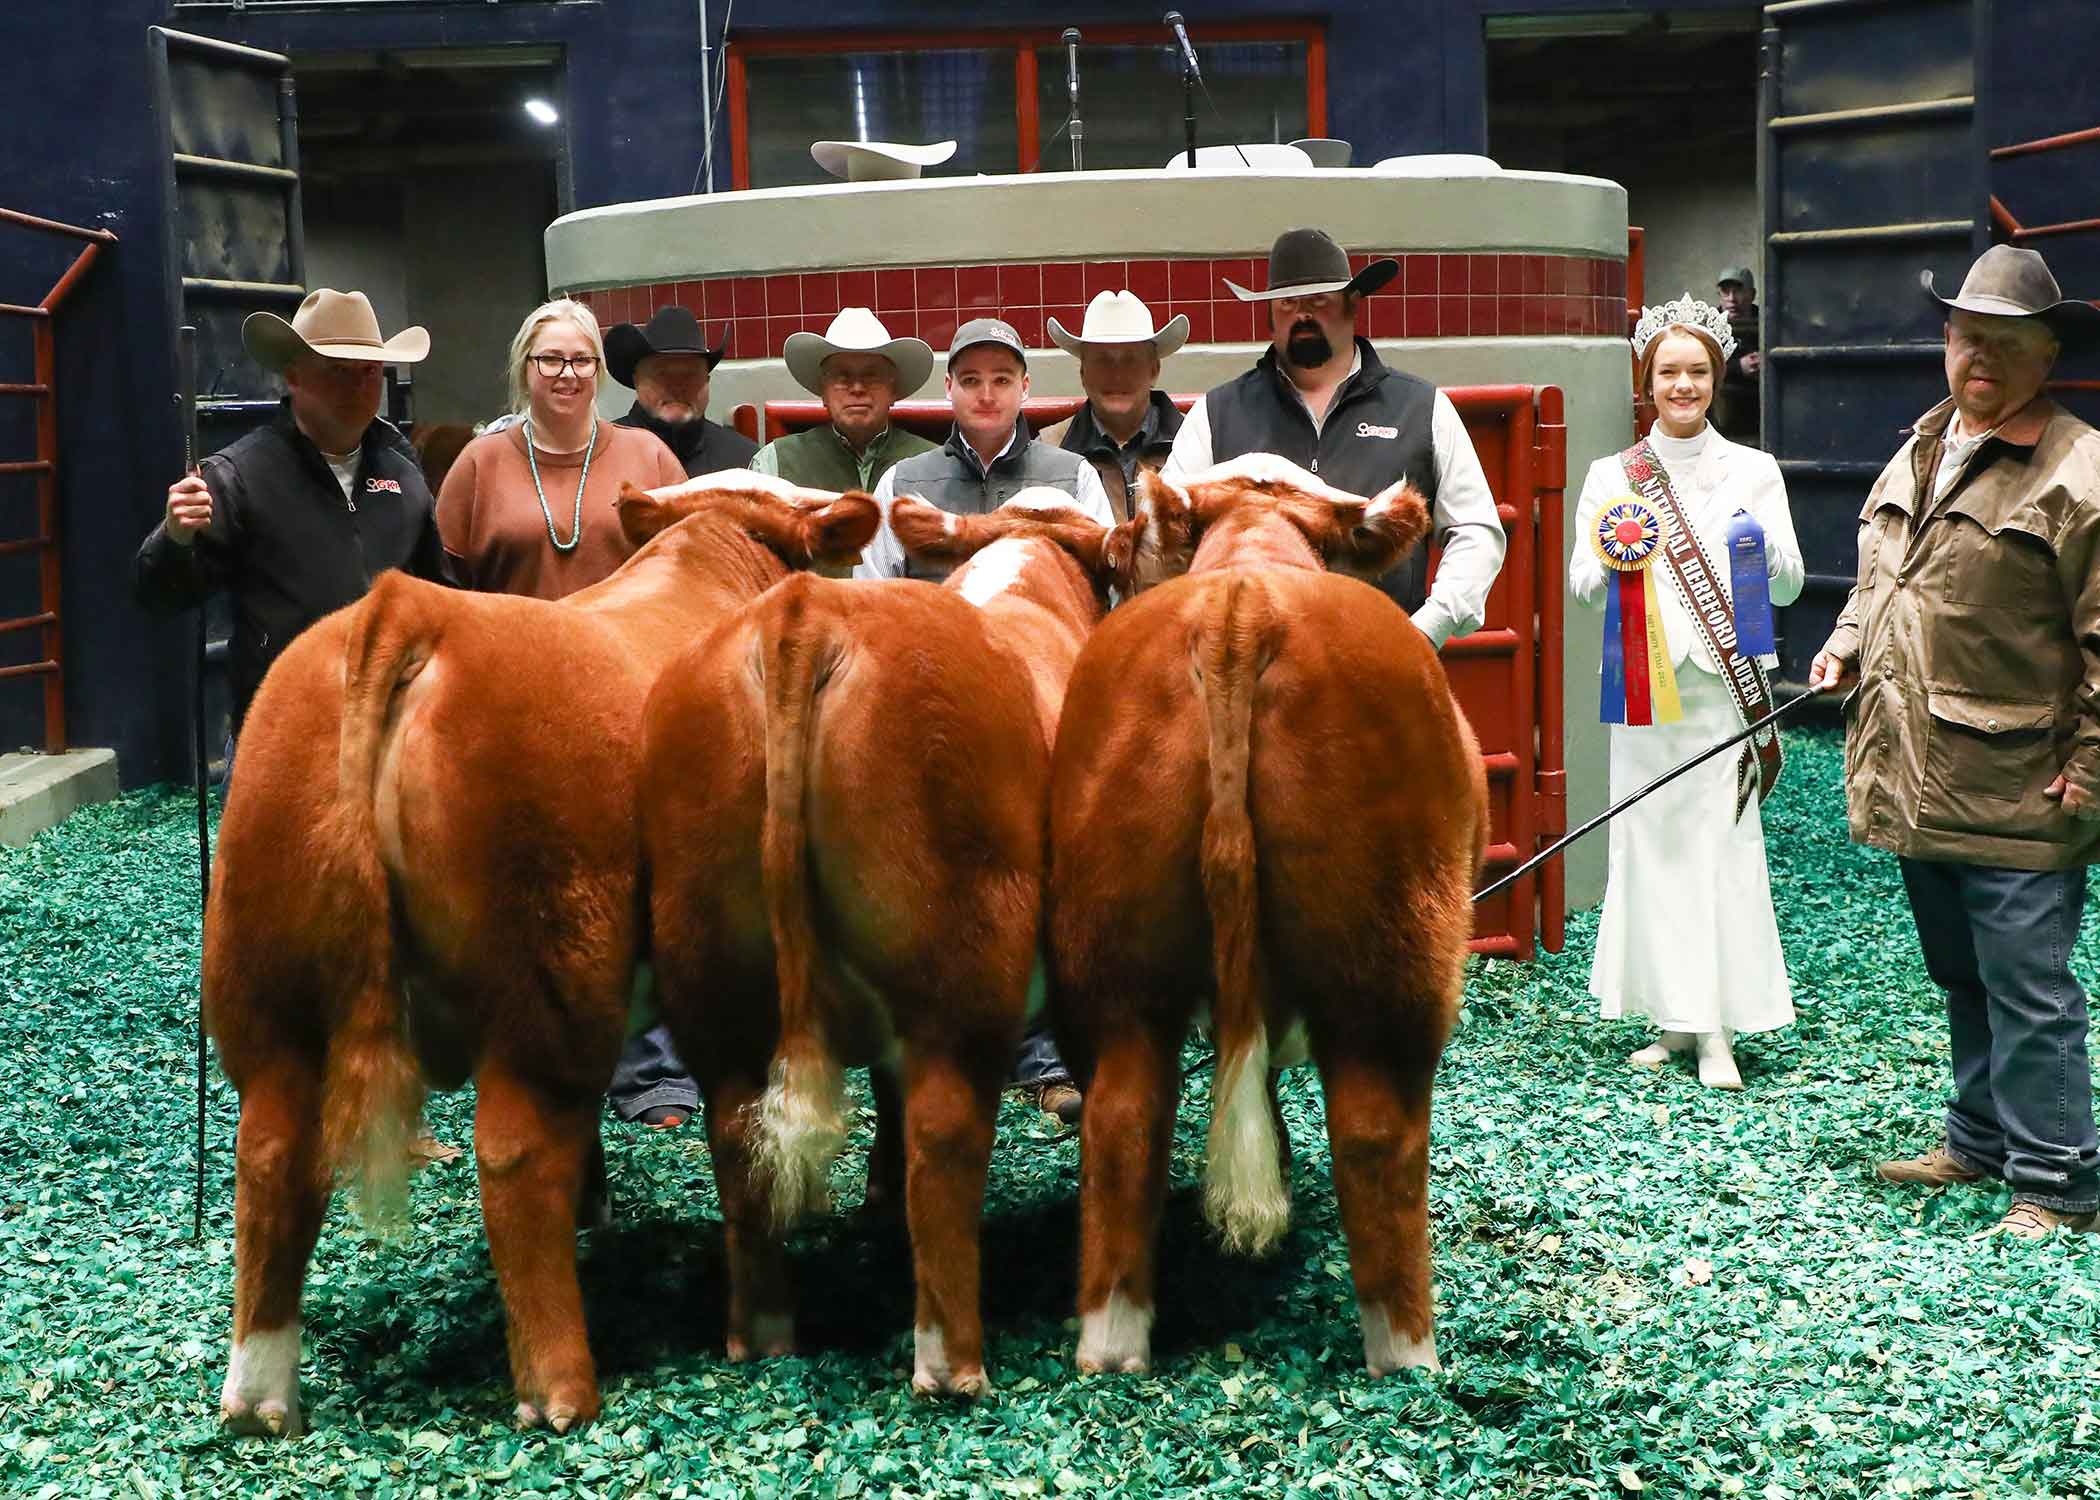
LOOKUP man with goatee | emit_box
[1165,228,1506,647]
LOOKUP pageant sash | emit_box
[1619,440,1783,820]
[1592,497,1682,727]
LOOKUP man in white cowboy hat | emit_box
[134,287,452,746]
[750,307,937,490]
[606,305,758,477]
[1166,226,1506,648]
[1037,290,1189,522]
[1810,243,2100,1240]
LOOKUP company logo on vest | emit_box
[1355,422,1399,440]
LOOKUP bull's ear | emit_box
[890,494,978,561]
[799,490,883,568]
[1136,466,1191,526]
[1329,480,1432,578]
[1100,516,1143,593]
[617,481,684,546]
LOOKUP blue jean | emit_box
[1014,1019,1073,1088]
[609,1022,700,1121]
[1898,858,2099,1214]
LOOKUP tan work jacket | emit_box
[1825,396,2100,868]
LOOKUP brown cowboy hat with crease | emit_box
[243,288,429,372]
[1223,228,1398,303]
[1923,245,2100,345]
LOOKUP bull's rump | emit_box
[641,578,1045,1064]
[1049,569,1484,1020]
[207,582,653,1090]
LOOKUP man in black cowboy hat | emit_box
[1165,227,1505,647]
[606,305,758,476]
[1812,243,2100,1240]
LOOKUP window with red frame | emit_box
[726,23,1326,191]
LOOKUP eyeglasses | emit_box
[530,352,599,378]
[1274,292,1342,314]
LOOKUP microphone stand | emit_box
[1181,58,1198,167]
[1063,28,1084,172]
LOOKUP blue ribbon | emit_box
[1727,509,1775,663]
[1599,563,1628,722]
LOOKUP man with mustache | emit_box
[605,306,759,477]
[1165,227,1506,648]
[1811,245,2100,1239]
[751,307,937,489]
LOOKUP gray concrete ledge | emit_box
[0,750,120,849]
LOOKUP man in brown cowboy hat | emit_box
[1811,243,2100,1239]
[1166,227,1506,647]
[134,287,452,748]
[606,305,758,476]
[1038,290,1189,522]
[750,307,937,489]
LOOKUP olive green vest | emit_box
[766,424,936,492]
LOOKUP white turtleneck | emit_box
[1646,422,1712,498]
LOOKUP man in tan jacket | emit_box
[1812,245,2100,1238]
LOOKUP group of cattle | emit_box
[203,456,1490,1437]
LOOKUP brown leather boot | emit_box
[1989,1201,2100,1239]
[1875,1143,1986,1186]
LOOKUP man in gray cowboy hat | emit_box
[1810,243,2100,1239]
[750,307,937,489]
[134,287,452,743]
[606,305,758,477]
[1166,227,1506,647]
[1037,290,1189,522]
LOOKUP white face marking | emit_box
[957,536,1035,606]
[1360,1305,1440,1376]
[652,468,841,509]
[221,1322,303,1435]
[1076,1292,1155,1374]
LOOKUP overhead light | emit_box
[523,97,559,127]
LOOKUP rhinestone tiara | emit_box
[1631,293,1737,363]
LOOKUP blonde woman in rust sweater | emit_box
[438,298,686,600]
[437,296,697,1130]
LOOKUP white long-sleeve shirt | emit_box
[1164,360,1507,646]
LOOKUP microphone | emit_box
[1063,27,1085,171]
[1165,11,1201,79]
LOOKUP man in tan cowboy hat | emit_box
[1037,290,1189,522]
[750,307,937,489]
[1810,243,2100,1240]
[1166,226,1506,647]
[606,305,758,477]
[134,287,451,749]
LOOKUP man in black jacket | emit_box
[606,305,759,476]
[135,288,451,759]
[1166,228,1505,648]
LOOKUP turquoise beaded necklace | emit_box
[523,418,596,552]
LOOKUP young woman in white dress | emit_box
[1568,302,1805,1088]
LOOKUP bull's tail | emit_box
[1193,575,1290,1256]
[325,571,440,1234]
[749,580,849,1227]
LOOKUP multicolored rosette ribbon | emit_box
[1593,496,1682,726]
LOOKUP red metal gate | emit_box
[738,384,1567,958]
[0,207,115,753]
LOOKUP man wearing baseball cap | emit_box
[134,287,452,745]
[751,307,938,490]
[1715,267,1762,443]
[860,316,1112,1125]
[1037,290,1189,522]
[1166,227,1506,648]
[859,316,1113,582]
[605,305,758,476]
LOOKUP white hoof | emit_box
[220,1324,304,1437]
[1075,1293,1154,1374]
[911,1325,991,1398]
[1361,1306,1440,1376]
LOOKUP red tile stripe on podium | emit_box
[577,253,1628,361]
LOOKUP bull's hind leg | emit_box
[900,1047,1000,1398]
[220,1055,329,1437]
[702,1069,797,1361]
[474,1065,601,1431]
[1074,1022,1182,1374]
[1319,1052,1441,1375]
